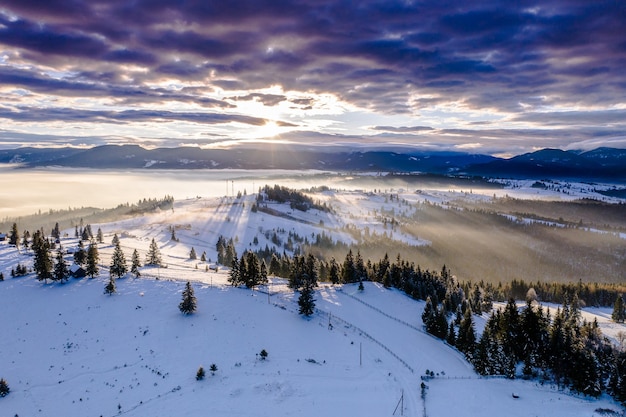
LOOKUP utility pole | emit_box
[359,342,362,367]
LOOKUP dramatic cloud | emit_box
[0,0,624,154]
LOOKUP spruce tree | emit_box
[131,249,142,278]
[32,231,53,283]
[86,242,100,278]
[179,281,197,315]
[146,238,161,266]
[96,228,104,243]
[53,247,69,282]
[189,247,197,260]
[8,223,19,246]
[209,363,218,375]
[109,240,127,279]
[0,378,9,397]
[613,295,626,323]
[196,366,205,381]
[51,222,60,240]
[73,240,87,266]
[224,241,237,267]
[21,230,30,249]
[342,249,356,283]
[328,258,340,285]
[81,226,90,241]
[298,277,316,316]
[456,307,476,359]
[228,256,241,286]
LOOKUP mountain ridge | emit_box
[0,145,625,181]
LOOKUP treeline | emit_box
[258,184,330,212]
[126,195,175,215]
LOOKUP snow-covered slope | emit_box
[2,274,622,417]
[0,194,624,416]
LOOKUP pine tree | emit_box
[81,226,90,241]
[456,307,476,359]
[21,230,30,249]
[260,260,268,285]
[179,281,197,314]
[342,249,356,283]
[86,242,100,278]
[53,247,69,282]
[196,366,205,381]
[613,294,626,323]
[51,222,60,240]
[298,280,316,317]
[112,233,120,246]
[32,231,53,283]
[9,223,19,246]
[131,249,142,278]
[146,238,161,266]
[446,322,456,346]
[96,228,103,243]
[109,240,127,279]
[224,241,237,268]
[104,276,116,295]
[328,257,340,284]
[73,240,87,266]
[216,235,226,264]
[209,363,218,375]
[0,378,9,397]
[609,350,626,404]
[189,247,197,260]
[422,296,435,331]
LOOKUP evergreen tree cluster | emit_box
[11,263,28,277]
[471,296,617,398]
[216,235,237,267]
[258,184,329,212]
[126,195,175,215]
[422,290,626,402]
[228,250,268,289]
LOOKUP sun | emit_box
[257,121,282,138]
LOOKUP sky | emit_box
[0,0,625,156]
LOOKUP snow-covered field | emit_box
[1,193,624,416]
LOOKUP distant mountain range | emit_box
[1,145,625,181]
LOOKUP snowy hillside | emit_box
[1,194,624,416]
[1,273,622,416]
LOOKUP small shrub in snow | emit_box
[259,349,268,360]
[196,367,205,381]
[0,378,9,397]
[104,277,116,295]
[210,364,218,375]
